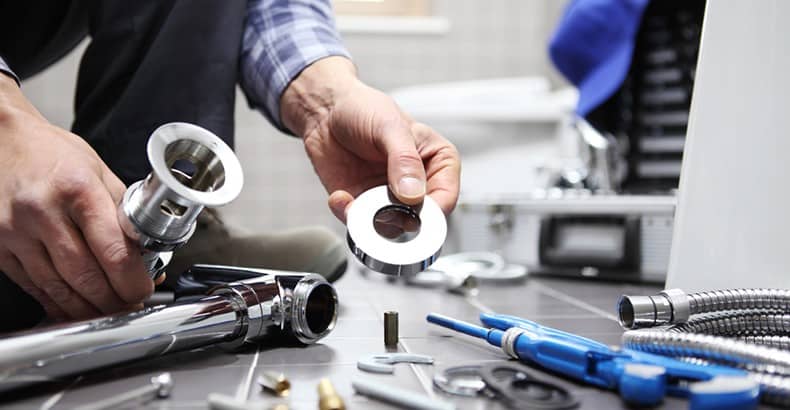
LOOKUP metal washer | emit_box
[433,365,487,397]
[347,185,446,275]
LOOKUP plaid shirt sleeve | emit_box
[0,56,20,85]
[239,0,351,134]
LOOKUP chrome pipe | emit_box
[118,123,244,280]
[572,116,622,192]
[0,268,337,393]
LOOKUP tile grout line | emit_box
[531,282,619,322]
[398,338,437,399]
[465,294,495,314]
[372,293,437,398]
[235,347,261,401]
[40,376,82,410]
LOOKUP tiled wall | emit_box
[21,0,567,239]
[346,0,567,91]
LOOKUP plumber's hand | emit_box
[0,74,152,322]
[281,57,461,222]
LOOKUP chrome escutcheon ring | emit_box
[346,185,446,276]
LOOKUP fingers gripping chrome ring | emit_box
[346,185,447,276]
[119,123,244,279]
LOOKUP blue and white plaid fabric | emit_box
[0,56,19,85]
[240,0,351,133]
[0,1,349,132]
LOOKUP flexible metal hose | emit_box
[751,373,790,407]
[618,288,790,406]
[622,330,790,375]
[687,289,790,316]
[623,331,790,406]
[740,335,790,350]
[618,288,790,329]
[667,310,790,338]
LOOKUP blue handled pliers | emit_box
[427,312,760,409]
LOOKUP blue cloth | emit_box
[549,0,649,116]
[240,0,351,132]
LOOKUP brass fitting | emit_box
[257,371,290,397]
[318,379,345,410]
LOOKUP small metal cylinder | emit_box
[384,311,399,347]
[317,379,345,410]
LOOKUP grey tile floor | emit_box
[0,270,770,409]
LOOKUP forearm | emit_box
[238,0,351,133]
[280,56,357,138]
[0,71,43,124]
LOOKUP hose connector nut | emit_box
[617,288,690,329]
[659,288,690,323]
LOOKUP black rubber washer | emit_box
[479,362,579,410]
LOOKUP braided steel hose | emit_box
[618,288,790,329]
[619,288,790,406]
[687,289,790,316]
[740,335,790,350]
[622,330,790,375]
[667,310,790,338]
[751,373,790,408]
[623,327,790,405]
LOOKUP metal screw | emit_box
[74,372,173,410]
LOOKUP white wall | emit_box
[667,0,790,290]
[345,0,566,91]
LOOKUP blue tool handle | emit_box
[505,329,615,389]
[687,376,759,410]
[428,313,615,388]
[427,313,490,339]
[427,313,505,346]
[428,312,756,407]
[625,349,747,385]
[481,313,612,352]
